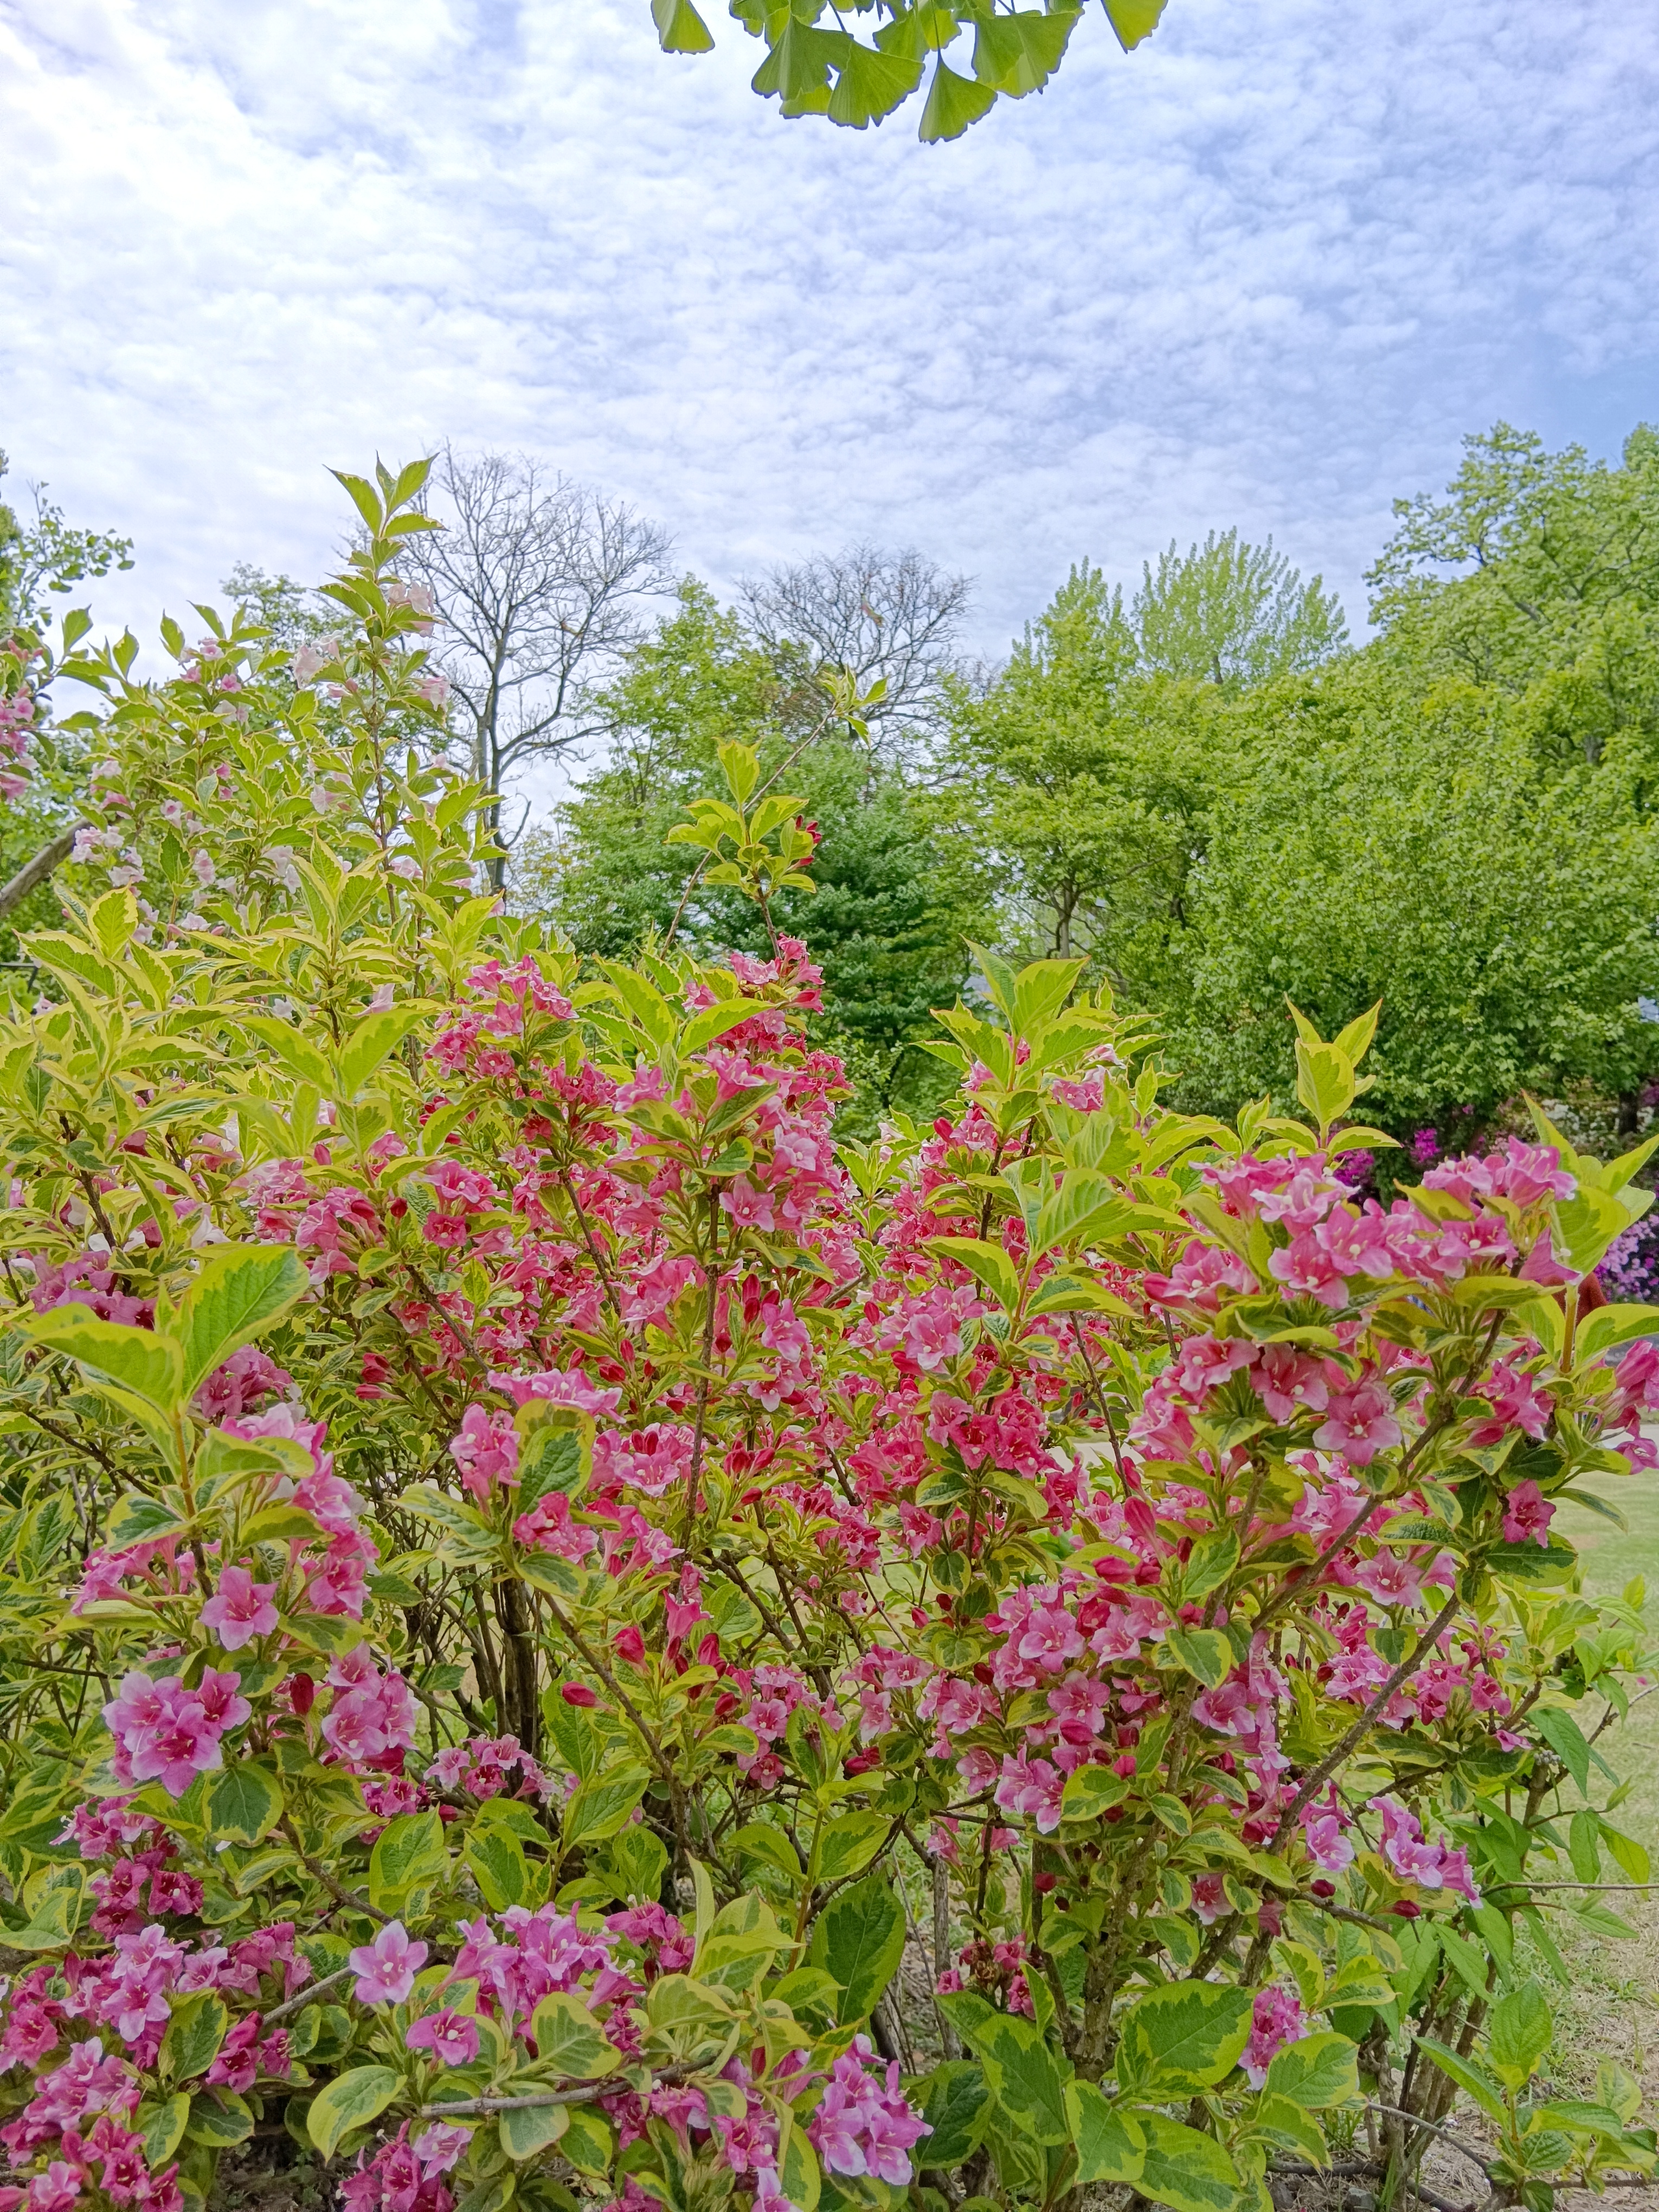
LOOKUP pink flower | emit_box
[406,2009,479,2066]
[1301,1808,1354,1873]
[1243,1987,1304,2088]
[1351,1552,1425,1607]
[448,1405,519,1502]
[1313,1380,1402,1467]
[719,1176,776,1231]
[348,1921,428,2006]
[199,1567,279,1651]
[1501,1479,1555,1548]
[1172,1335,1256,1400]
[413,2123,472,2176]
[25,2164,82,2212]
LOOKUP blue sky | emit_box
[3,0,1657,676]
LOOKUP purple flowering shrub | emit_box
[0,466,1656,2212]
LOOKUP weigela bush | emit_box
[0,465,1656,2212]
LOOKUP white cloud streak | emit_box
[2,0,1656,674]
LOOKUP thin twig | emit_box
[1367,2104,1494,2179]
[263,1962,356,2024]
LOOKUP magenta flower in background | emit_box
[349,1920,428,2005]
[199,1566,279,1651]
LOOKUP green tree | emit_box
[1368,421,1659,769]
[1133,527,1348,691]
[0,452,134,953]
[1163,659,1659,1135]
[0,449,133,633]
[934,559,1244,975]
[514,580,972,1120]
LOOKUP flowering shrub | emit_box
[1,464,1657,2212]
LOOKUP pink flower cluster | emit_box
[425,1734,551,1803]
[806,2035,931,2185]
[1242,1987,1307,2088]
[340,2126,458,2212]
[450,1905,623,2034]
[1369,1796,1480,1902]
[318,1646,419,1771]
[102,1670,249,1798]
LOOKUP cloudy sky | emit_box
[3,0,1657,677]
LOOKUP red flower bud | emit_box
[560,1682,597,1707]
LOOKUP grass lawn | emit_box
[1517,1482,1659,2123]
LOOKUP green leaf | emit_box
[369,1809,448,1915]
[1116,1980,1253,2094]
[1166,1628,1232,1688]
[467,1827,530,1911]
[1102,0,1168,50]
[1181,1532,1240,1604]
[560,2105,613,2175]
[1066,2080,1147,2184]
[1598,1821,1650,1883]
[308,2065,402,2159]
[918,54,996,142]
[206,1764,283,1847]
[239,1015,337,1094]
[971,7,1079,94]
[1555,1183,1639,1273]
[186,2089,254,2146]
[1263,2031,1359,2111]
[1488,1981,1552,2090]
[563,1765,650,1848]
[163,1992,228,2085]
[172,1244,308,1396]
[1416,2037,1509,2123]
[730,1821,802,1880]
[924,1235,1020,1312]
[1294,1039,1356,1133]
[780,2118,821,2212]
[1533,1707,1592,1794]
[826,38,924,126]
[4,1866,85,1951]
[816,1810,889,1882]
[807,1874,906,2024]
[335,1005,425,1099]
[500,2102,569,2160]
[1251,2092,1327,2164]
[937,1995,1069,2145]
[1489,1540,1578,1585]
[528,1992,620,2080]
[23,1308,186,1411]
[1134,2114,1241,2212]
[1059,1765,1128,1822]
[1568,1809,1602,1884]
[105,1491,188,1547]
[914,2061,993,2168]
[140,2093,191,2168]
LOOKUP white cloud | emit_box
[2,0,1656,686]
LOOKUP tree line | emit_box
[6,423,1659,1153]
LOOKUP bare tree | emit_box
[404,446,674,869]
[739,544,970,752]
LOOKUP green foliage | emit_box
[651,0,1170,142]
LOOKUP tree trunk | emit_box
[496,1575,541,1757]
[0,825,83,926]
